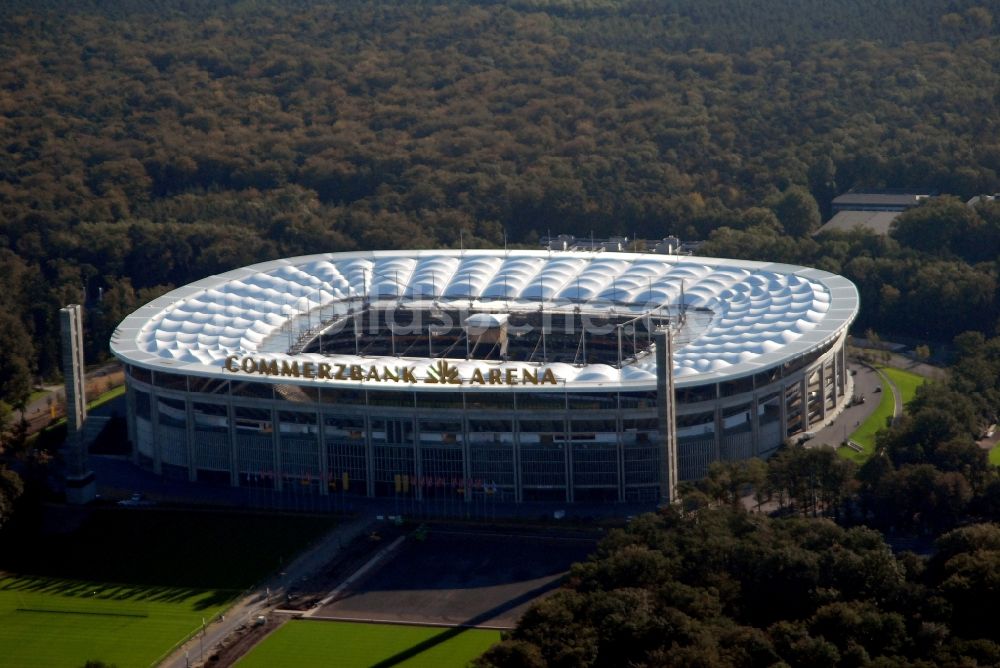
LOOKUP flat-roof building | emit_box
[817,190,931,236]
[831,190,930,212]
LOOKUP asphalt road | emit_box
[808,363,884,448]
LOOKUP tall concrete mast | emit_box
[61,304,96,503]
[655,327,679,505]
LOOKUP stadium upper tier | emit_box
[110,250,858,389]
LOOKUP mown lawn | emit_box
[840,366,928,464]
[0,508,334,667]
[86,384,125,409]
[26,388,50,405]
[840,371,895,463]
[237,620,501,668]
[880,366,926,407]
[990,445,1000,467]
[0,576,227,668]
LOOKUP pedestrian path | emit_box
[159,516,372,668]
[877,368,903,422]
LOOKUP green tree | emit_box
[768,186,822,237]
[0,466,24,530]
[807,155,838,219]
[475,641,546,668]
[890,197,984,260]
[0,313,34,410]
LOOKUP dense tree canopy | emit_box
[477,508,1000,668]
[1,0,999,391]
[478,332,1000,666]
[2,6,999,661]
[0,467,24,531]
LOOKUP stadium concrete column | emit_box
[412,414,423,501]
[363,412,375,497]
[60,304,97,504]
[750,392,760,457]
[654,328,679,505]
[185,398,197,482]
[778,383,788,440]
[126,384,138,466]
[460,413,471,504]
[839,342,848,396]
[317,409,329,496]
[831,357,839,406]
[615,408,626,503]
[564,415,573,503]
[819,364,828,421]
[830,355,839,408]
[461,413,471,503]
[827,357,836,411]
[513,415,523,503]
[833,348,842,402]
[271,406,283,492]
[800,377,809,433]
[226,401,238,487]
[150,388,163,475]
[837,355,844,397]
[713,404,723,460]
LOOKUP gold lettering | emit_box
[230,358,560,387]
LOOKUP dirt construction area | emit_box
[311,525,598,629]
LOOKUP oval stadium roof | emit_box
[110,249,859,391]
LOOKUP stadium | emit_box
[110,249,858,504]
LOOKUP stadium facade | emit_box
[110,250,858,504]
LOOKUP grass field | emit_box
[237,620,501,668]
[86,384,125,410]
[27,388,50,405]
[840,366,927,463]
[880,366,925,407]
[0,508,334,667]
[990,445,1000,467]
[42,385,126,432]
[0,576,227,668]
[840,372,895,463]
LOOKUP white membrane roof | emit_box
[110,250,858,391]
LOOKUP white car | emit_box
[117,493,154,507]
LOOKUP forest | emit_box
[1,2,1000,662]
[478,334,1000,667]
[1,0,1000,405]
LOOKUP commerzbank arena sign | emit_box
[222,355,559,386]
